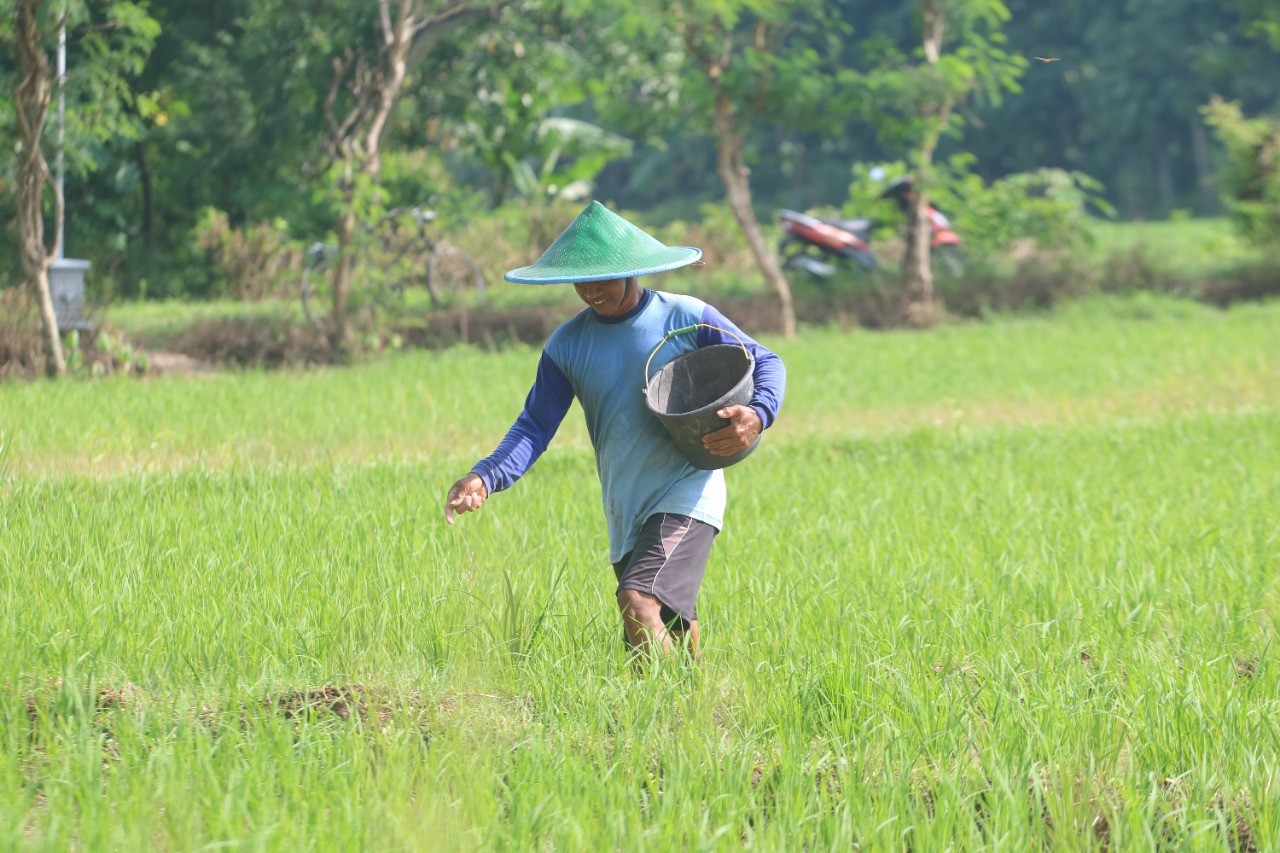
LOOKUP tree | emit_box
[852,0,1022,323]
[570,0,853,338]
[5,0,66,374]
[435,8,593,208]
[2,0,157,374]
[666,1,800,337]
[300,0,502,348]
[419,5,635,248]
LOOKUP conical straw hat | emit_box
[504,201,702,284]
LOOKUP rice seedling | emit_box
[1,295,1277,849]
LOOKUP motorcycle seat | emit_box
[817,216,875,234]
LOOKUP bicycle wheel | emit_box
[300,242,337,330]
[301,264,333,331]
[781,249,836,279]
[426,242,485,308]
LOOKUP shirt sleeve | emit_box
[470,351,574,494]
[696,304,786,429]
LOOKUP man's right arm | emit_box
[444,351,574,523]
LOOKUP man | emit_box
[444,201,785,659]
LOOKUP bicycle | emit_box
[300,206,485,331]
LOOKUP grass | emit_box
[103,297,306,348]
[2,294,1278,850]
[1087,217,1265,277]
[8,293,1275,475]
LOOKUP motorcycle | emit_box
[778,177,965,278]
[777,208,879,277]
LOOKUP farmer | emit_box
[443,201,785,659]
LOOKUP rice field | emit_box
[2,294,1278,850]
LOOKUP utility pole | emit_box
[50,6,92,335]
[56,18,65,259]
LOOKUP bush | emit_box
[428,197,586,291]
[0,288,45,379]
[192,208,303,301]
[952,168,1112,258]
[428,198,770,302]
[1202,97,1280,251]
[644,202,762,283]
[845,157,1113,261]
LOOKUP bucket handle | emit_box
[643,323,750,391]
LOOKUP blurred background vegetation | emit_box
[2,0,1280,371]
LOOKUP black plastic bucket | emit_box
[643,329,759,470]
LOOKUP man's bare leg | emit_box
[670,620,699,660]
[617,589,699,661]
[617,589,673,658]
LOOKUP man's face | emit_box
[574,278,637,317]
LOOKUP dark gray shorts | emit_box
[612,513,718,629]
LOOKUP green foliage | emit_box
[502,117,634,202]
[849,0,1025,159]
[64,2,161,154]
[983,0,1280,219]
[949,165,1112,256]
[1240,0,1280,49]
[847,156,1112,257]
[0,0,159,283]
[578,0,854,140]
[376,149,488,220]
[845,159,916,235]
[90,326,150,375]
[8,0,1280,303]
[1201,97,1280,250]
[192,208,302,301]
[365,1,635,213]
[1087,217,1263,277]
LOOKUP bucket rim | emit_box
[643,344,755,421]
[643,323,750,389]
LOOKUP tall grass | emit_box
[2,296,1278,849]
[6,294,1277,475]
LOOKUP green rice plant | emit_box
[1,299,1277,849]
[471,564,567,670]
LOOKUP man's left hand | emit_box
[702,405,762,456]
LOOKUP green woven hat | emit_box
[504,201,702,284]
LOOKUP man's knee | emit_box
[616,588,662,624]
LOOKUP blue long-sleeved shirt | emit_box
[471,288,785,561]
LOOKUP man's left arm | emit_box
[697,305,786,455]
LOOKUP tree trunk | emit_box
[323,0,423,352]
[921,1,945,63]
[12,0,66,376]
[900,0,949,327]
[712,91,796,338]
[364,0,414,178]
[902,190,934,319]
[32,267,65,370]
[331,190,356,350]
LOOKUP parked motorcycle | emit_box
[777,208,879,277]
[778,176,965,278]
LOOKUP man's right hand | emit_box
[444,473,489,525]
